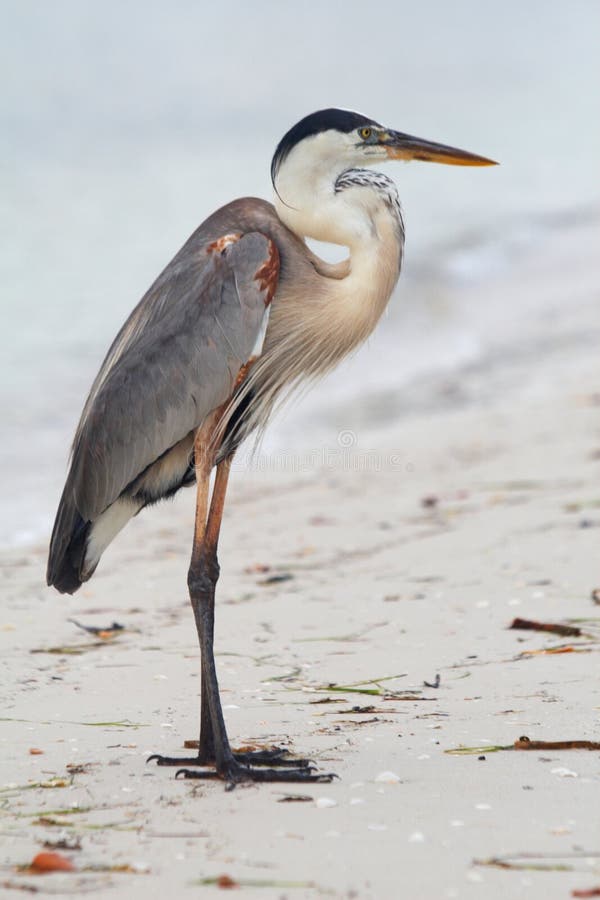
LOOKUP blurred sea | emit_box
[1,0,599,547]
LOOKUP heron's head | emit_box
[271,108,496,244]
[271,108,496,188]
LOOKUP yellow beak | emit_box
[381,130,497,167]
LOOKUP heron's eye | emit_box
[359,127,372,140]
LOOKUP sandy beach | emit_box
[2,223,600,899]
[2,2,599,896]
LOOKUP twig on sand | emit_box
[514,735,600,751]
[509,617,583,637]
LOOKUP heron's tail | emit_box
[48,486,143,595]
[46,488,90,595]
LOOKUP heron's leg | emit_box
[151,436,335,783]
[192,449,233,762]
[147,425,217,767]
[147,448,309,770]
[179,455,336,784]
[189,452,234,770]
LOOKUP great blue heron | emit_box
[47,108,496,784]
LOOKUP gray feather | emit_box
[47,208,284,592]
[71,232,273,520]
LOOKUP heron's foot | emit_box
[234,746,312,768]
[148,745,312,769]
[176,758,337,785]
[147,753,209,767]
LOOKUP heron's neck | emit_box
[275,164,403,332]
[270,168,404,374]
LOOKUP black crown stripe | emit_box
[271,108,381,185]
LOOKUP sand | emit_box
[2,236,600,898]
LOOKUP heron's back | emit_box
[47,201,290,593]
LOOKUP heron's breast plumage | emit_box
[228,205,404,444]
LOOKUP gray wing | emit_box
[68,230,277,521]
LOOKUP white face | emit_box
[276,127,389,191]
[273,128,394,246]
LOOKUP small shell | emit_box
[315,797,337,809]
[375,771,401,784]
[409,831,425,843]
[551,767,578,778]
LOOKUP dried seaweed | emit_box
[0,717,147,728]
[474,856,573,872]
[294,622,387,643]
[0,777,71,795]
[446,734,600,755]
[475,852,600,873]
[194,875,316,889]
[514,736,600,751]
[518,644,593,657]
[310,674,426,700]
[445,743,511,756]
[30,643,108,655]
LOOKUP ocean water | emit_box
[1,0,599,547]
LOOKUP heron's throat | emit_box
[274,170,361,249]
[267,201,403,383]
[323,210,403,354]
[273,159,403,255]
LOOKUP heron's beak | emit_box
[380,130,497,167]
